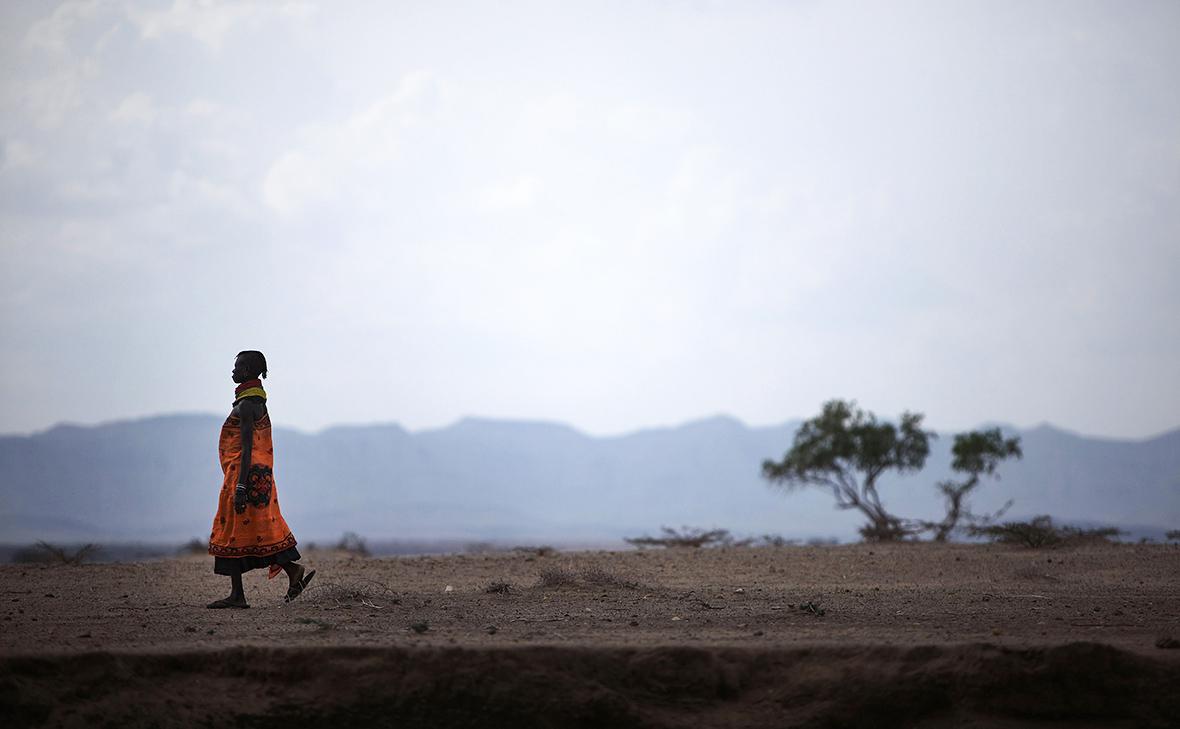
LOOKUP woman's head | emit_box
[233,350,268,383]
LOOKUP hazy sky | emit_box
[2,1,1178,439]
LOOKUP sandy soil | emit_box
[3,543,1179,727]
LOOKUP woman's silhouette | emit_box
[207,350,314,608]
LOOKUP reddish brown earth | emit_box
[3,543,1179,727]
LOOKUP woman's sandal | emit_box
[285,568,316,602]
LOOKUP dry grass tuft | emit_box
[307,578,398,609]
[536,566,644,590]
[11,541,101,565]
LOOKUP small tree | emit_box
[928,428,1022,541]
[762,399,933,541]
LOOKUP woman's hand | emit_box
[234,483,248,513]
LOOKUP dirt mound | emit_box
[3,642,1177,728]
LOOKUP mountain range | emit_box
[1,414,1177,544]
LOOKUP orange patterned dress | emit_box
[208,394,298,574]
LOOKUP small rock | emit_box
[486,625,497,635]
[410,621,430,634]
[629,620,639,627]
[671,616,682,621]
[733,588,745,594]
[444,585,454,593]
[184,626,196,633]
[207,629,215,635]
[753,630,764,637]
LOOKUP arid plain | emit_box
[3,542,1179,728]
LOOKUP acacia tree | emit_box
[927,429,1022,541]
[761,399,933,541]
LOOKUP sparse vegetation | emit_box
[924,429,1022,541]
[966,516,1121,548]
[484,580,514,594]
[625,526,739,548]
[762,400,933,541]
[177,537,206,555]
[409,620,430,634]
[1166,530,1180,542]
[537,567,579,587]
[758,534,797,547]
[762,399,1024,542]
[536,566,641,590]
[512,545,556,557]
[334,531,370,557]
[310,578,397,608]
[11,541,101,565]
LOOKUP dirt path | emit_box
[3,543,1179,727]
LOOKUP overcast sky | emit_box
[2,1,1178,439]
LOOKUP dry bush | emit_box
[625,526,736,549]
[334,531,370,557]
[967,516,1121,548]
[759,534,797,547]
[536,567,579,587]
[536,566,642,590]
[578,566,641,589]
[512,545,556,557]
[177,537,207,555]
[484,580,514,594]
[806,536,839,547]
[1166,530,1180,542]
[11,541,100,565]
[308,578,397,608]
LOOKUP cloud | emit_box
[127,0,314,50]
[108,92,158,124]
[24,0,102,53]
[476,175,540,213]
[261,70,443,215]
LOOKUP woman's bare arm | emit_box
[234,399,260,510]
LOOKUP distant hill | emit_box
[1,414,1177,544]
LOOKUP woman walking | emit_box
[207,350,314,608]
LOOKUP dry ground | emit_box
[3,542,1179,728]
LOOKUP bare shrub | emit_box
[484,581,514,594]
[309,578,397,608]
[11,541,100,565]
[536,567,579,587]
[177,537,206,555]
[536,566,641,590]
[578,566,640,590]
[759,534,797,547]
[625,526,736,549]
[512,545,556,557]
[334,531,370,557]
[967,516,1121,548]
[806,536,839,547]
[1166,530,1180,542]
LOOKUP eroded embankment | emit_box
[2,642,1177,729]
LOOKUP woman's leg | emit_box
[208,569,249,608]
[230,573,245,601]
[281,561,315,601]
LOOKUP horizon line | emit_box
[5,410,1178,444]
